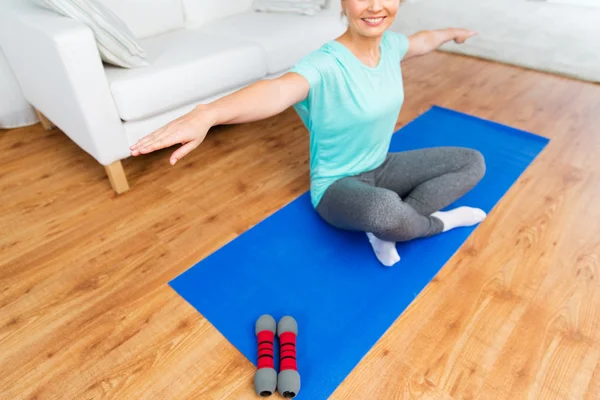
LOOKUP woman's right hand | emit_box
[129,104,215,165]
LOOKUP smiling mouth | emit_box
[361,17,386,26]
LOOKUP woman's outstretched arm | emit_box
[404,28,477,60]
[129,72,310,164]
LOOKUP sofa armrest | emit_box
[0,0,130,166]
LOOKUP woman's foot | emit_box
[431,206,486,232]
[366,232,400,267]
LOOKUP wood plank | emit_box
[1,51,599,399]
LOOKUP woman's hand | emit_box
[453,29,477,44]
[129,105,215,165]
[405,28,477,60]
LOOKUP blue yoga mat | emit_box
[169,106,549,399]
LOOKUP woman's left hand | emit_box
[405,28,477,61]
[453,29,477,44]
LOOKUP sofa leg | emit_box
[34,108,55,130]
[105,160,130,194]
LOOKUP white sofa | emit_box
[0,47,39,129]
[0,0,345,193]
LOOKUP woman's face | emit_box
[342,0,400,38]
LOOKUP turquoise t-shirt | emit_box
[289,30,410,208]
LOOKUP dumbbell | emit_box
[254,314,277,397]
[277,316,300,399]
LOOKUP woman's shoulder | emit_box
[296,41,340,68]
[289,42,341,83]
[383,30,409,46]
[382,30,410,61]
[383,30,410,52]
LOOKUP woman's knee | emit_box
[463,148,486,184]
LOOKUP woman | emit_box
[130,0,486,267]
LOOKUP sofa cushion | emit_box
[98,0,185,39]
[182,0,254,29]
[104,29,267,121]
[199,11,346,74]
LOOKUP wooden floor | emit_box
[1,51,599,400]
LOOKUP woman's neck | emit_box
[337,29,383,67]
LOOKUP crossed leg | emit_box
[315,147,487,266]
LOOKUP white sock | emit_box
[431,206,487,232]
[366,232,401,267]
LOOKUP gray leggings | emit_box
[315,147,486,242]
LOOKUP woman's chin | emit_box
[351,20,392,38]
[355,26,388,38]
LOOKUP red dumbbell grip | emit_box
[279,331,297,371]
[257,330,275,369]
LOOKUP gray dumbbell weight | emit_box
[254,314,277,397]
[277,316,300,399]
